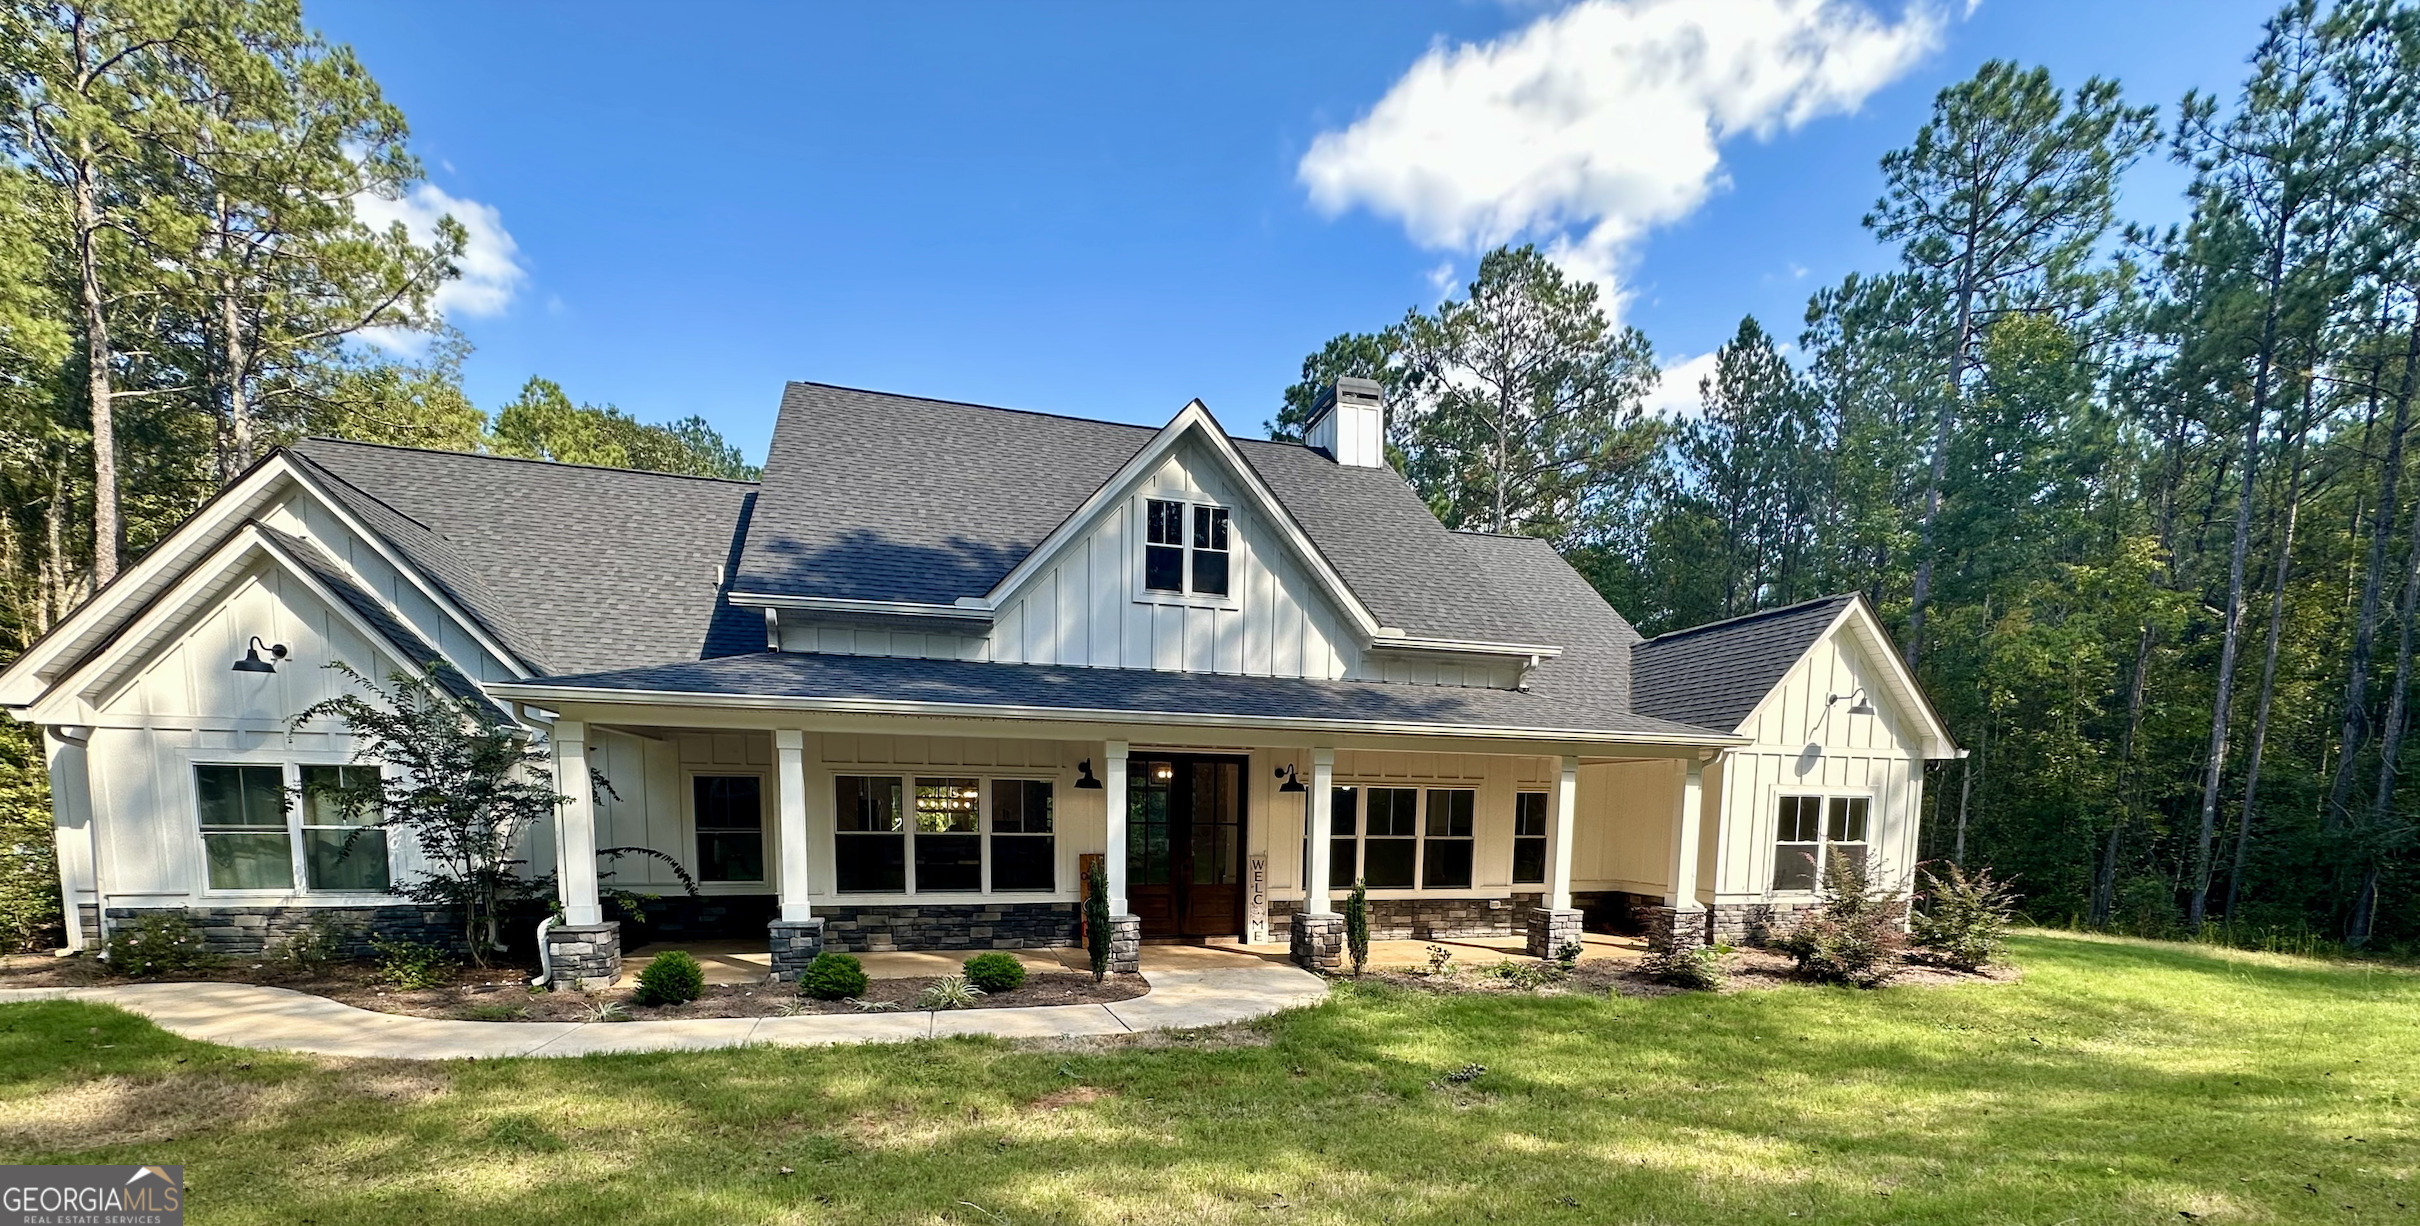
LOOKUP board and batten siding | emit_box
[267,492,519,684]
[1706,616,1928,904]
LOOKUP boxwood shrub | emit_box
[632,949,705,1005]
[798,951,869,1001]
[962,951,1027,993]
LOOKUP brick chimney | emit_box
[1306,377,1384,467]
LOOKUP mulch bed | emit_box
[0,954,1147,1022]
[1355,947,2020,998]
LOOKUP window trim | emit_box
[1770,790,1874,895]
[831,772,1063,899]
[1511,790,1550,886]
[189,753,401,900]
[1131,494,1242,610]
[1327,782,1482,894]
[686,769,771,886]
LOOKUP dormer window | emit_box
[1143,498,1230,598]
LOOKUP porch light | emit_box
[1149,761,1174,783]
[232,637,288,674]
[1275,764,1307,794]
[1828,688,1876,717]
[1075,760,1103,789]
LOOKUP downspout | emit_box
[530,915,556,988]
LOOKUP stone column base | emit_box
[768,918,827,981]
[1290,911,1345,973]
[546,921,621,991]
[1525,907,1584,959]
[1639,905,1710,953]
[1106,914,1141,975]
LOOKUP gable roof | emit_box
[1630,595,1858,733]
[288,439,764,676]
[252,526,512,722]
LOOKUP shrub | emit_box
[963,951,1027,993]
[267,917,348,970]
[371,935,459,989]
[1422,944,1455,976]
[1773,850,1907,987]
[915,973,984,1010]
[1637,944,1727,990]
[1084,858,1113,982]
[1343,879,1370,975]
[1482,958,1565,990]
[105,913,218,977]
[797,951,868,1001]
[1912,863,2017,970]
[632,949,705,1005]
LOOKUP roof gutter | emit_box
[482,679,1750,749]
[724,590,996,624]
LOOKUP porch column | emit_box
[1099,741,1138,974]
[1290,748,1344,973]
[546,720,620,989]
[774,731,811,921]
[1525,754,1585,958]
[1647,755,1709,952]
[554,721,602,926]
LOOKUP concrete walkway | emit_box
[0,954,1326,1060]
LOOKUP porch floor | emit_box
[618,931,1646,987]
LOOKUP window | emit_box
[693,775,764,883]
[836,775,905,893]
[990,779,1055,892]
[1772,794,1871,892]
[1361,787,1418,888]
[1145,499,1186,592]
[1512,791,1548,886]
[299,765,388,892]
[1328,785,1358,889]
[1140,498,1234,599]
[198,764,292,890]
[1191,506,1230,596]
[1421,789,1475,888]
[915,777,983,892]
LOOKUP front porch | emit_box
[534,711,1720,990]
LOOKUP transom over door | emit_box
[1126,755,1247,940]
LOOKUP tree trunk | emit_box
[71,136,119,587]
[2096,622,2157,926]
[2352,476,2420,946]
[217,269,253,480]
[1904,238,1980,670]
[2226,396,2311,918]
[2328,313,2417,829]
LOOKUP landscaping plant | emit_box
[1912,863,2017,970]
[104,912,217,977]
[267,917,348,970]
[370,936,458,989]
[962,952,1027,993]
[1773,851,1907,987]
[632,949,706,1006]
[1344,878,1370,975]
[797,951,868,1001]
[1637,944,1727,991]
[915,974,984,1010]
[1084,858,1112,982]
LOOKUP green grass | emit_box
[1,931,2414,1224]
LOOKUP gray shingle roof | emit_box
[288,439,762,675]
[509,650,1727,742]
[255,525,513,722]
[1629,595,1857,733]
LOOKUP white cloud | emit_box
[352,182,526,325]
[1299,0,1941,313]
[1644,350,1720,419]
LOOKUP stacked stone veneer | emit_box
[1105,914,1141,976]
[103,905,462,957]
[1639,900,1824,951]
[544,922,620,990]
[1269,894,1544,941]
[1289,911,1344,972]
[767,918,827,981]
[1525,907,1584,958]
[817,902,1079,952]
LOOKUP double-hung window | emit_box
[1772,794,1871,892]
[200,762,390,893]
[1141,498,1231,598]
[1328,785,1476,891]
[835,775,1057,895]
[694,775,765,883]
[1512,792,1549,886]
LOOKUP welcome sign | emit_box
[1,1165,182,1225]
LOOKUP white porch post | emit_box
[1103,741,1129,914]
[554,721,602,926]
[1667,756,1706,911]
[775,730,811,922]
[1304,749,1336,914]
[1548,754,1579,912]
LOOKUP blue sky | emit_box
[316,0,2282,463]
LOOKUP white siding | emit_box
[267,493,518,683]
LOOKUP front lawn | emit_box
[1,931,2413,1224]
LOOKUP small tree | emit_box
[1084,857,1112,983]
[1343,879,1371,976]
[294,663,560,966]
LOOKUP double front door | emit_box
[1126,754,1246,939]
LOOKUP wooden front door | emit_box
[1126,755,1247,940]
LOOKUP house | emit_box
[0,379,1958,988]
